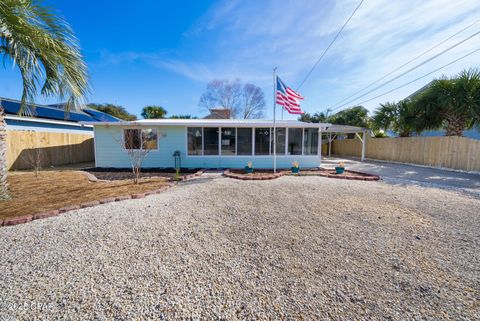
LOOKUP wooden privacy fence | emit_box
[6,130,94,170]
[332,136,480,172]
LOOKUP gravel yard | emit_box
[0,176,479,319]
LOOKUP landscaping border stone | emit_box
[223,169,286,180]
[0,171,200,229]
[80,201,101,208]
[33,210,59,220]
[3,215,33,226]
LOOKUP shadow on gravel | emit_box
[380,177,480,199]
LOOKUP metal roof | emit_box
[82,118,366,132]
[82,118,332,129]
[0,97,121,123]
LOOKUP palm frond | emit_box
[0,0,89,114]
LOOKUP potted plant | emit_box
[335,161,345,174]
[291,161,300,174]
[245,161,254,174]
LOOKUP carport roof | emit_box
[324,124,366,133]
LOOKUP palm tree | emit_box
[415,69,480,136]
[0,0,89,199]
[372,100,422,137]
[141,106,168,119]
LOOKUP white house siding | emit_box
[94,125,321,169]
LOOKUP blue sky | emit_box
[1,0,480,119]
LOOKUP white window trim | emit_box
[122,127,159,151]
[184,126,320,158]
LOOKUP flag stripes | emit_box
[276,76,304,114]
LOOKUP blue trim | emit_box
[6,118,93,133]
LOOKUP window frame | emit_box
[185,126,321,157]
[122,127,158,151]
[187,127,204,156]
[303,127,319,155]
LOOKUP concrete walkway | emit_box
[322,157,480,196]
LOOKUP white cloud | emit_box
[98,0,480,114]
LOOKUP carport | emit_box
[322,125,367,161]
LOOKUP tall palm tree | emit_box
[415,69,480,136]
[372,100,423,137]
[0,0,89,199]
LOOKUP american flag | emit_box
[276,76,304,114]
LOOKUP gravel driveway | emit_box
[0,176,479,320]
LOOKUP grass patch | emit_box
[0,171,169,220]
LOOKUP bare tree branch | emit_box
[106,125,153,184]
[242,83,265,119]
[199,79,265,119]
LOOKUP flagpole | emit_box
[273,67,277,173]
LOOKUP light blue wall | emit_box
[94,125,321,169]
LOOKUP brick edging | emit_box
[0,181,178,228]
[223,169,286,180]
[176,169,205,182]
[82,169,205,183]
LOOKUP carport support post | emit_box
[361,129,367,161]
[318,127,322,167]
[328,132,332,158]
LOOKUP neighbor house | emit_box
[1,97,120,133]
[86,119,367,169]
[1,97,121,170]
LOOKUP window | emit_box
[204,127,219,155]
[221,127,236,155]
[237,128,252,155]
[271,128,286,155]
[288,128,302,155]
[255,128,270,155]
[142,129,158,150]
[124,128,157,150]
[187,127,202,155]
[304,128,319,155]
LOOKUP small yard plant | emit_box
[291,161,300,174]
[245,161,254,174]
[335,161,345,174]
[174,168,181,181]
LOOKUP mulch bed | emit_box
[298,168,380,181]
[83,168,203,181]
[224,169,287,180]
[0,171,176,224]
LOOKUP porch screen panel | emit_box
[288,128,302,155]
[187,127,203,155]
[237,128,252,155]
[204,127,219,155]
[304,128,318,155]
[271,128,286,155]
[221,127,236,155]
[255,128,270,155]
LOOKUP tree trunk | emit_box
[0,105,10,200]
[445,115,466,136]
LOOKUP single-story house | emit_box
[85,119,367,169]
[1,97,120,134]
